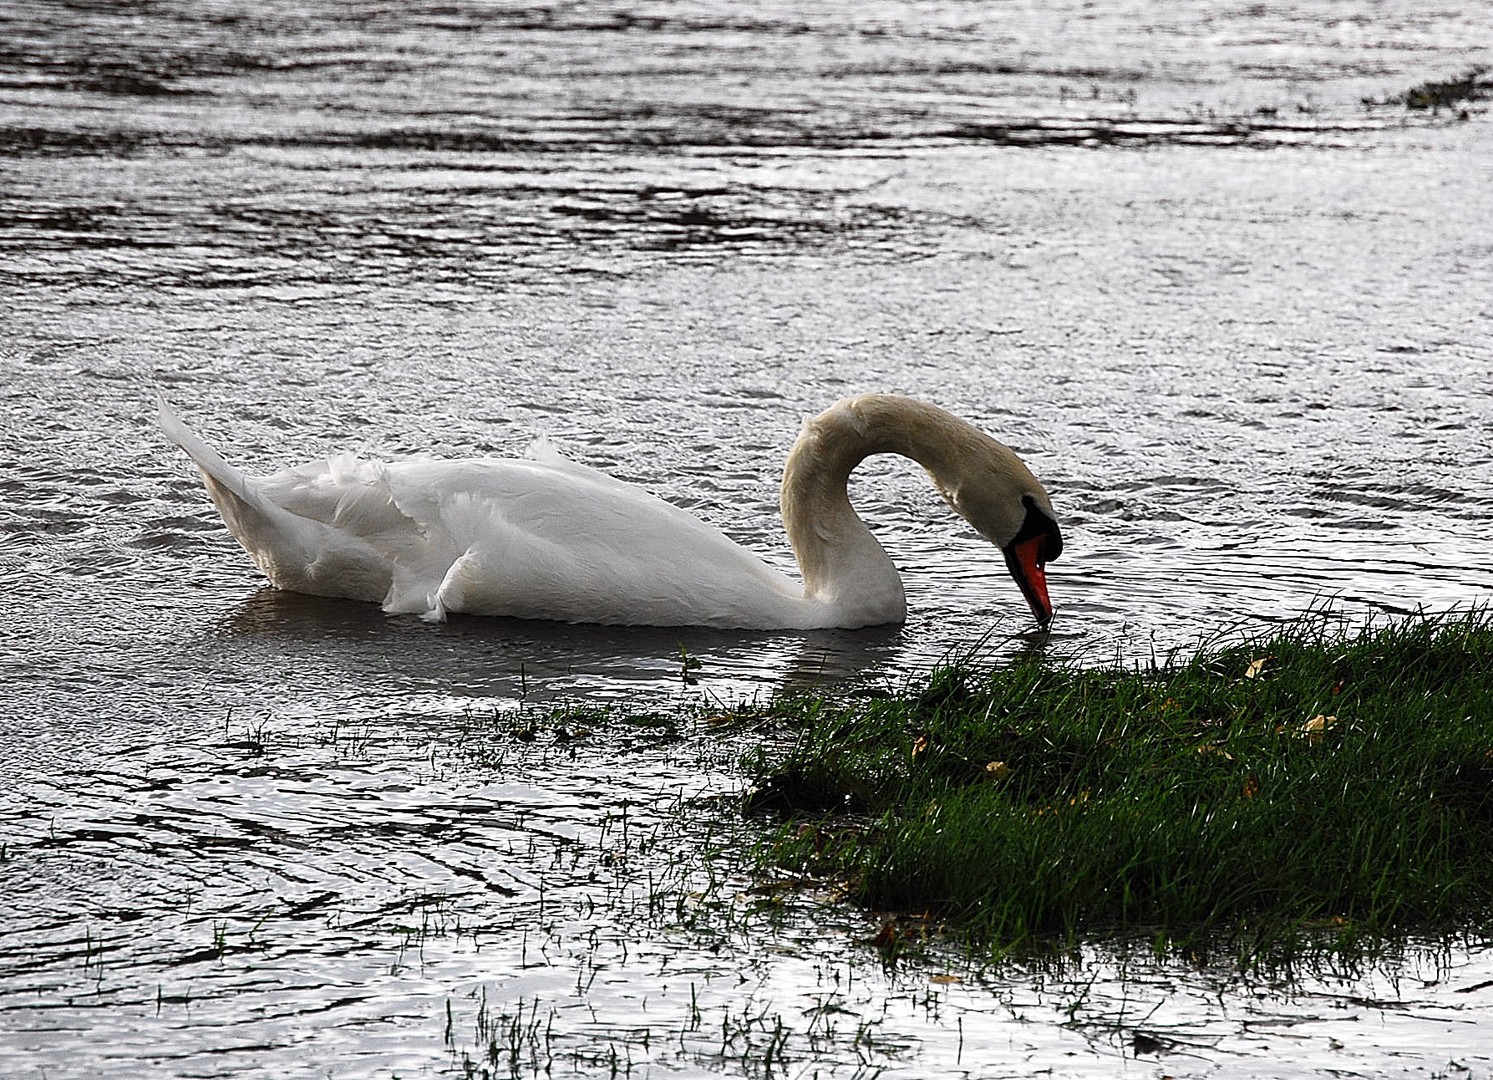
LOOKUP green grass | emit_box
[745,609,1493,964]
[1400,66,1489,112]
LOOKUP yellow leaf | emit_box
[1302,714,1340,744]
[984,760,1010,780]
[1244,656,1274,679]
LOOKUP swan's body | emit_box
[160,394,1061,630]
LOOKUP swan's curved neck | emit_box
[778,394,1047,628]
[778,396,961,625]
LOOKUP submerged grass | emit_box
[745,609,1493,963]
[1400,65,1490,112]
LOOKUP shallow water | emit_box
[3,1,1493,1076]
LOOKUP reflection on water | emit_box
[219,587,911,702]
[2,0,1492,1076]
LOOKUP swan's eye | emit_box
[1014,495,1062,564]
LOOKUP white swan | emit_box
[159,394,1062,630]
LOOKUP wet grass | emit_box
[1399,66,1490,113]
[745,609,1493,965]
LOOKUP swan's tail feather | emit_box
[158,396,314,588]
[158,396,271,537]
[157,396,256,502]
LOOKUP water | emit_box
[3,1,1492,1076]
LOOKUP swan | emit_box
[158,394,1062,630]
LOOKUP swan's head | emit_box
[937,451,1063,627]
[784,393,1063,627]
[998,493,1063,627]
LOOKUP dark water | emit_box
[3,2,1493,1077]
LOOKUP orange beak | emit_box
[1004,534,1054,626]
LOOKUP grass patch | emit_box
[745,609,1493,964]
[1398,66,1490,112]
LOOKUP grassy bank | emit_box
[744,609,1493,963]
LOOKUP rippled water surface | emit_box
[3,1,1492,1076]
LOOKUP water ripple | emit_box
[3,1,1493,1076]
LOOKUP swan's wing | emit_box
[375,457,807,626]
